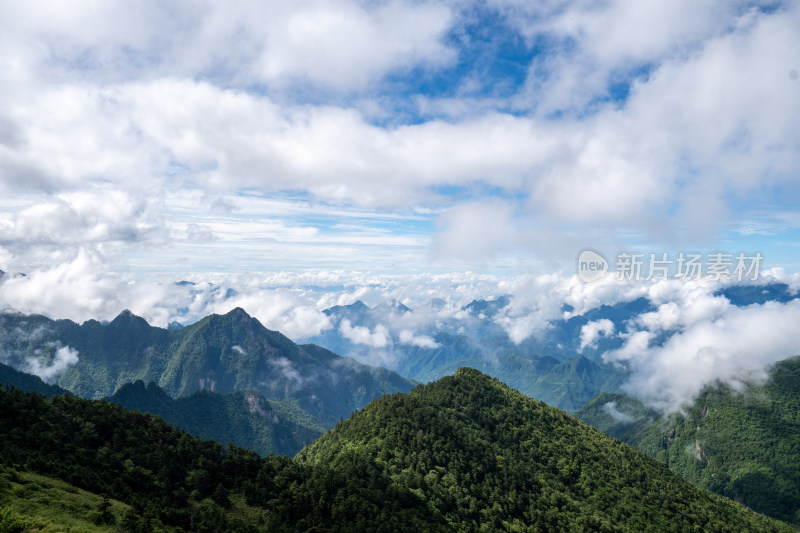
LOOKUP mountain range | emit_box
[0,307,416,428]
[1,368,792,532]
[305,296,636,411]
[4,290,800,528]
[303,283,799,412]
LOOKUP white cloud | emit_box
[1,2,796,266]
[0,0,798,404]
[495,0,775,115]
[579,319,615,351]
[26,345,79,383]
[0,0,455,91]
[256,0,455,90]
[398,329,439,349]
[635,284,731,333]
[431,199,516,264]
[603,401,636,423]
[606,299,800,413]
[269,356,304,388]
[0,190,164,254]
[339,319,391,348]
[208,288,332,340]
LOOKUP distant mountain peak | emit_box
[109,309,150,328]
[374,299,412,314]
[322,299,370,316]
[207,307,260,325]
[462,295,511,316]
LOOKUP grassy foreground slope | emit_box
[0,468,133,532]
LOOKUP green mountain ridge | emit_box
[110,380,324,457]
[576,356,800,525]
[0,308,417,427]
[297,367,791,531]
[2,369,793,531]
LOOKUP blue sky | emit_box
[4,0,800,413]
[0,0,799,319]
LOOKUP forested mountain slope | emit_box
[577,356,800,525]
[2,371,794,531]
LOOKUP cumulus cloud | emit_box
[398,329,439,349]
[579,319,615,351]
[0,190,164,250]
[2,249,799,419]
[432,199,517,264]
[0,249,203,327]
[255,0,455,90]
[0,0,797,273]
[207,288,332,340]
[25,345,79,383]
[0,0,455,92]
[339,319,391,348]
[606,299,800,413]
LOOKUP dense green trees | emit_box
[300,368,792,532]
[109,380,324,457]
[1,369,795,532]
[579,356,800,525]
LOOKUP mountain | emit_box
[1,371,792,532]
[528,354,627,411]
[576,356,800,525]
[0,308,417,427]
[109,380,324,457]
[716,282,797,307]
[396,345,625,411]
[574,391,658,443]
[462,294,511,317]
[298,367,792,531]
[308,298,629,411]
[0,362,67,398]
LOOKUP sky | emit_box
[1,1,800,411]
